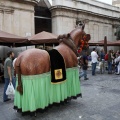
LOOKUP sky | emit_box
[48,0,112,5]
[49,0,52,5]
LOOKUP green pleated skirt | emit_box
[14,67,81,113]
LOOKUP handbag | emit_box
[6,82,15,95]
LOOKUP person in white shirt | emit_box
[115,52,120,75]
[91,48,98,75]
[13,58,17,69]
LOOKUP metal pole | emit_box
[104,36,107,54]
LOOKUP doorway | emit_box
[35,6,52,34]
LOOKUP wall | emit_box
[0,0,36,37]
[0,0,36,59]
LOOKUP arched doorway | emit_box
[35,0,52,34]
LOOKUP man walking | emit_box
[91,48,98,75]
[79,51,89,80]
[3,51,15,102]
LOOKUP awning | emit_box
[0,30,28,46]
[28,31,58,44]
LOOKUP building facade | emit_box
[51,0,120,42]
[0,0,37,37]
[0,0,120,42]
[112,0,120,7]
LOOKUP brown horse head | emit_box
[69,25,90,53]
[57,24,90,55]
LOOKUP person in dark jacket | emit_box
[79,51,89,80]
[100,49,105,74]
[108,50,114,74]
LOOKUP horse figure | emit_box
[14,24,90,114]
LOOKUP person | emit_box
[115,52,120,75]
[13,52,21,77]
[88,55,91,61]
[108,50,114,74]
[13,58,17,69]
[111,50,116,72]
[100,49,105,61]
[116,50,119,58]
[0,59,4,83]
[100,49,105,74]
[79,51,89,80]
[91,48,98,75]
[3,51,16,102]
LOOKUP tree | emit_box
[115,25,120,40]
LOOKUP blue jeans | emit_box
[3,77,16,101]
[79,70,87,79]
[108,61,112,73]
[92,62,97,75]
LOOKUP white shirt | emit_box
[116,56,120,66]
[13,58,17,69]
[91,51,98,63]
[116,56,120,62]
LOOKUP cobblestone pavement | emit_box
[0,71,120,120]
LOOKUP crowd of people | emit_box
[78,48,120,80]
[98,49,120,75]
[1,49,120,102]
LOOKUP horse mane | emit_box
[57,33,78,56]
[70,26,84,36]
[57,34,70,41]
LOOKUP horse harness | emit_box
[58,35,78,56]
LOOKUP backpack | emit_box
[104,54,108,61]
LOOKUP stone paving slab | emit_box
[0,71,120,120]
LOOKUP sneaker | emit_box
[3,98,11,102]
[116,73,119,75]
[84,78,89,80]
